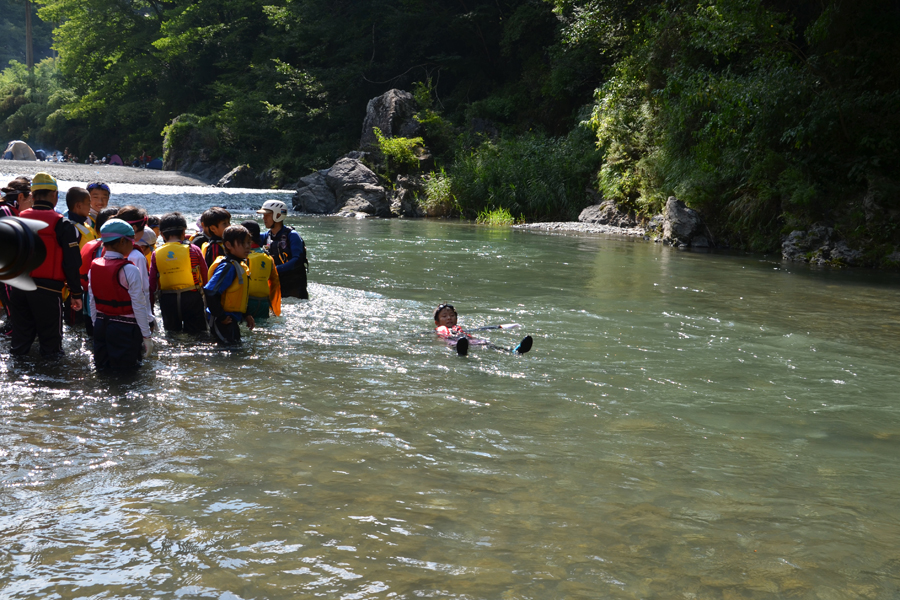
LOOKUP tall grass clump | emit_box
[451,126,601,221]
[476,206,516,225]
[421,169,458,217]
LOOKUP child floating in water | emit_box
[433,303,533,356]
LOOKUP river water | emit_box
[2,183,900,599]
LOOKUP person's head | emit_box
[10,178,33,211]
[159,212,188,242]
[137,226,157,258]
[147,215,160,237]
[434,303,458,328]
[116,205,149,237]
[256,199,287,229]
[31,172,58,208]
[241,220,262,247]
[87,182,111,213]
[201,207,231,239]
[222,224,252,260]
[100,218,137,254]
[65,187,91,218]
[95,207,120,234]
[0,187,20,206]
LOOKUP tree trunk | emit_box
[25,0,34,74]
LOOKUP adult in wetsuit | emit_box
[257,199,308,299]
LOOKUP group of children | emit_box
[1,172,531,368]
[0,173,306,369]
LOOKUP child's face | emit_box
[435,308,458,328]
[89,189,110,213]
[208,221,229,239]
[225,236,252,260]
[72,199,91,218]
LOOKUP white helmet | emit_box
[257,199,287,222]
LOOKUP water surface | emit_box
[2,185,900,599]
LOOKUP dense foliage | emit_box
[0,0,898,257]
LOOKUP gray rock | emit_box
[292,170,338,214]
[390,174,426,218]
[216,164,258,188]
[661,196,705,246]
[781,225,862,266]
[360,89,421,150]
[337,183,390,218]
[578,200,637,228]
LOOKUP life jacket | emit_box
[209,256,250,314]
[155,241,200,291]
[266,226,307,269]
[74,220,97,249]
[79,238,104,288]
[247,250,275,298]
[19,208,65,282]
[90,256,133,317]
[435,325,466,338]
[202,239,225,267]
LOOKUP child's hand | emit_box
[219,315,233,325]
[246,315,255,330]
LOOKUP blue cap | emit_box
[99,218,135,242]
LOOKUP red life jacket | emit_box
[19,208,65,282]
[90,256,133,316]
[79,238,104,287]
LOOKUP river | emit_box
[2,182,900,599]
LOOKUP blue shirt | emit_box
[261,226,305,273]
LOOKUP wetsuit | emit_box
[262,225,308,299]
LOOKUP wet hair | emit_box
[159,212,188,237]
[200,206,231,227]
[147,215,160,230]
[241,220,262,246]
[433,303,456,322]
[95,207,120,233]
[116,205,149,226]
[65,187,91,211]
[222,224,250,246]
[32,189,56,204]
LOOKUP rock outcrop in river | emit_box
[781,225,864,266]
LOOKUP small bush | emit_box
[477,207,516,225]
[421,170,458,217]
[373,126,424,177]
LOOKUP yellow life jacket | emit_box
[247,250,274,298]
[209,256,250,314]
[155,241,199,291]
[74,221,97,249]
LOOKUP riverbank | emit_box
[0,159,212,187]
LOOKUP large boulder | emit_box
[292,170,338,214]
[325,157,391,217]
[661,196,708,248]
[360,89,421,151]
[578,200,638,228]
[216,164,257,188]
[782,225,863,266]
[162,114,233,184]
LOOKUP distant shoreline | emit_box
[0,159,212,187]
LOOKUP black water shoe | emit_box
[514,336,533,354]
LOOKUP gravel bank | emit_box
[515,221,647,237]
[0,159,212,187]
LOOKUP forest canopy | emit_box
[1,0,898,256]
